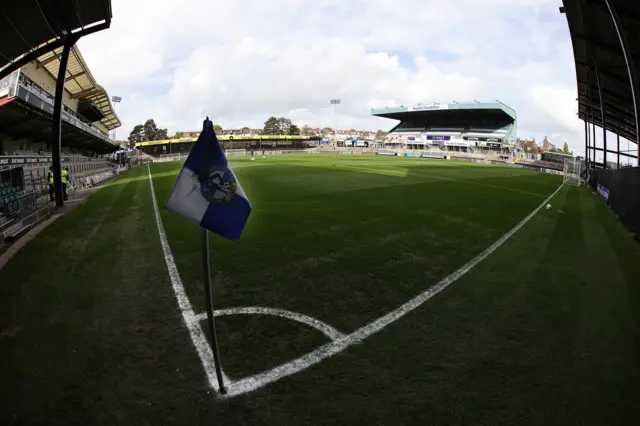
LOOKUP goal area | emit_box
[563,157,582,186]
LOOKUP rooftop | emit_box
[562,0,639,145]
[36,45,121,131]
[0,0,120,131]
[371,101,517,122]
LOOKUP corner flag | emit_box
[165,118,251,241]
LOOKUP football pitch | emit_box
[1,154,639,425]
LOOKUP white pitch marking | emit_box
[192,307,346,341]
[147,165,231,392]
[224,182,566,398]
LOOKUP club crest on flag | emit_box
[165,117,251,241]
[200,167,237,204]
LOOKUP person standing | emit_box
[47,167,55,202]
[65,167,71,197]
[61,167,69,201]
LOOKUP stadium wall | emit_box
[589,167,640,242]
[1,137,48,156]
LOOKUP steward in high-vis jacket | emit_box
[47,167,55,202]
[61,168,69,201]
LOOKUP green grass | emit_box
[0,154,639,425]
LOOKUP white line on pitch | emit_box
[147,165,231,393]
[224,182,566,398]
[192,307,345,341]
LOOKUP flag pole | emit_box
[201,228,227,394]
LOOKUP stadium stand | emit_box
[0,6,121,245]
[372,102,520,160]
[562,0,640,240]
[135,134,319,158]
[561,0,639,169]
[0,149,120,243]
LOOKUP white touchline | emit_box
[223,182,566,398]
[147,165,231,392]
[192,307,345,341]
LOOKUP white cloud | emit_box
[526,85,582,135]
[78,0,587,152]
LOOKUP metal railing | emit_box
[10,73,112,143]
[0,188,47,233]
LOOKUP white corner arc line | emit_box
[224,182,566,398]
[193,307,345,341]
[147,165,231,392]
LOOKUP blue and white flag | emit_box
[165,118,251,241]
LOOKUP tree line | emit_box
[127,119,168,144]
[263,117,300,135]
[263,117,388,139]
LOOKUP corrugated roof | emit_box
[0,0,112,79]
[36,45,121,130]
[562,0,639,149]
[371,102,516,123]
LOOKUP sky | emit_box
[78,0,590,155]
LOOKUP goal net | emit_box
[225,148,247,157]
[563,157,582,186]
[157,153,186,163]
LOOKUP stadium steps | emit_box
[3,221,30,240]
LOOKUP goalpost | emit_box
[157,153,186,163]
[225,148,248,157]
[563,157,582,186]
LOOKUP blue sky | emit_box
[78,0,588,154]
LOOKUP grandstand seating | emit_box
[466,123,512,135]
[0,182,25,217]
[0,151,118,219]
[386,121,514,154]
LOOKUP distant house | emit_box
[176,128,264,138]
[541,137,558,152]
[175,131,200,139]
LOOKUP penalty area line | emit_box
[147,165,231,393]
[224,182,566,398]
